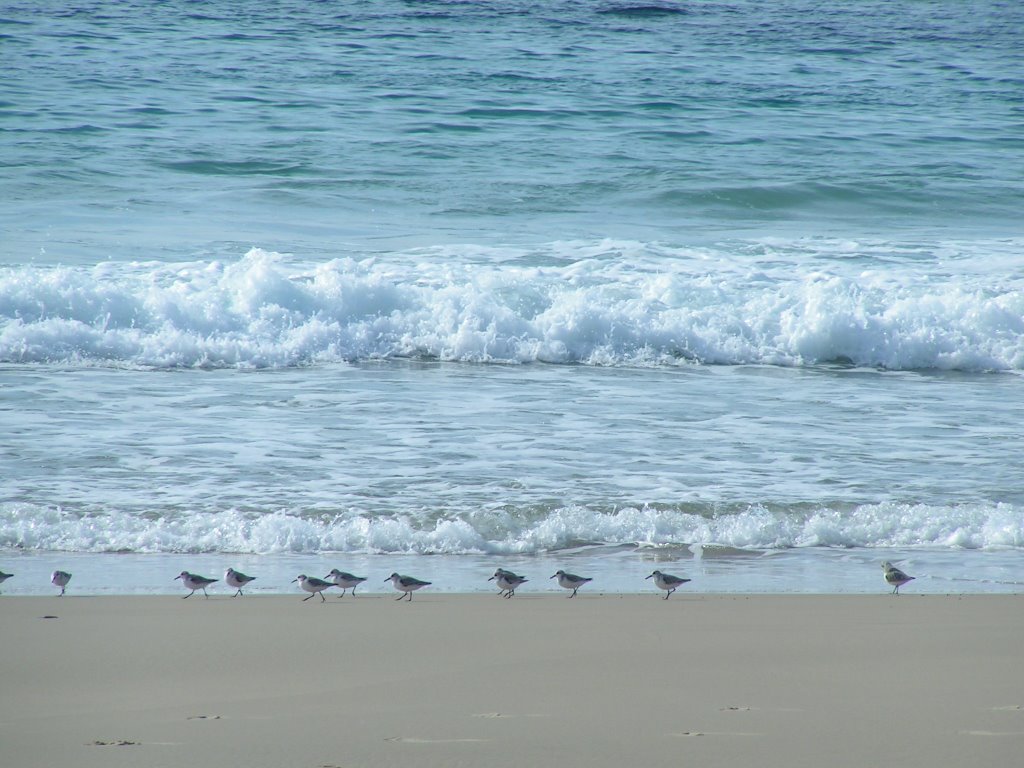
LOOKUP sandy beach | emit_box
[2,593,1022,768]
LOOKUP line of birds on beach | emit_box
[0,562,916,598]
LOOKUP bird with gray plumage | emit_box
[550,570,591,598]
[225,567,256,597]
[175,571,217,599]
[51,570,72,596]
[324,569,367,597]
[0,570,13,593]
[387,573,431,601]
[488,568,528,598]
[645,570,691,599]
[882,561,915,595]
[293,574,337,602]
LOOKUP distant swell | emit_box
[2,240,1024,371]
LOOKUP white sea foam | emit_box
[3,240,1024,371]
[2,501,1020,555]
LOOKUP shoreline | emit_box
[3,594,1022,768]
[2,547,1021,597]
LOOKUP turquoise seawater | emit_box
[4,0,1023,262]
[1,1,1022,594]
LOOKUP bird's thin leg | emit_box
[395,593,404,600]
[303,593,314,601]
[183,590,193,599]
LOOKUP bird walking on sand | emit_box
[551,570,591,598]
[175,571,218,599]
[225,568,256,597]
[882,562,915,595]
[0,570,13,592]
[325,569,367,597]
[51,570,72,596]
[489,568,528,598]
[293,575,336,602]
[646,570,691,599]
[387,573,431,601]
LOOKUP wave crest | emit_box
[2,501,1020,554]
[3,241,1023,371]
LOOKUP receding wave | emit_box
[1,500,1019,554]
[2,239,1023,371]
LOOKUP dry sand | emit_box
[2,593,1022,768]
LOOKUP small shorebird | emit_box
[225,568,256,597]
[645,570,691,599]
[0,570,13,591]
[175,571,218,599]
[293,575,336,602]
[882,561,915,595]
[324,569,367,597]
[51,570,72,596]
[551,570,591,598]
[386,573,431,601]
[488,568,528,598]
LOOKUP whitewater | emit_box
[4,239,1024,371]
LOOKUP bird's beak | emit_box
[645,574,653,579]
[549,574,556,579]
[174,575,181,580]
[487,576,495,581]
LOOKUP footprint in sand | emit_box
[90,740,138,746]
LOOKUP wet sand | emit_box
[2,594,1022,768]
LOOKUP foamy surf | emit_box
[2,500,1020,555]
[3,240,1024,371]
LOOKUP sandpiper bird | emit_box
[0,570,13,591]
[225,567,256,597]
[51,570,72,596]
[324,569,367,597]
[175,571,217,599]
[550,570,591,598]
[386,572,431,601]
[882,561,915,595]
[488,568,528,598]
[645,570,691,599]
[293,574,336,602]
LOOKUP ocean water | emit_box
[2,0,1023,595]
